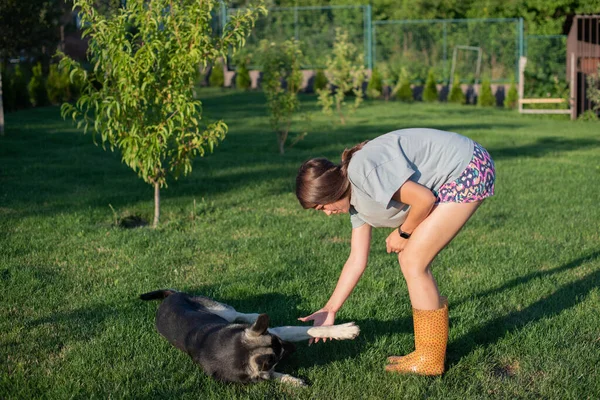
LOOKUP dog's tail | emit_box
[139,289,177,301]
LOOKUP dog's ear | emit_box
[247,314,270,337]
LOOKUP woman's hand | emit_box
[298,308,336,344]
[385,229,408,254]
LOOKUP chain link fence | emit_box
[225,5,372,70]
[523,35,568,97]
[373,18,523,84]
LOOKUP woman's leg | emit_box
[398,200,483,310]
[386,200,483,375]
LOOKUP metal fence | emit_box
[225,5,372,70]
[223,6,526,83]
[523,35,568,97]
[373,18,524,84]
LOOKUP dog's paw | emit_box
[308,322,360,340]
[276,374,307,387]
[330,322,360,340]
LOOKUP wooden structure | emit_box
[518,55,573,115]
[567,15,600,119]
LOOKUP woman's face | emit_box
[315,196,350,215]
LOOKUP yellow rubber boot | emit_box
[385,297,448,376]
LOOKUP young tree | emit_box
[477,78,496,107]
[448,74,466,104]
[259,40,303,155]
[422,69,438,103]
[317,28,367,125]
[393,67,413,103]
[504,79,519,109]
[60,0,266,227]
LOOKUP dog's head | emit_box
[243,314,296,380]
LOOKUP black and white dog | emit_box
[140,289,360,386]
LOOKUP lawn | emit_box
[1,89,599,399]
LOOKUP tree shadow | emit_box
[447,250,600,366]
[487,137,600,160]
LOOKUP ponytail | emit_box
[295,140,369,209]
[340,140,369,177]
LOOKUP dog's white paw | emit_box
[308,322,360,340]
[275,373,307,387]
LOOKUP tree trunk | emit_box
[153,182,160,228]
[0,69,4,136]
[336,100,346,125]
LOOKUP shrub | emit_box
[28,63,48,107]
[585,62,600,115]
[209,60,225,88]
[313,69,328,91]
[578,110,598,121]
[477,78,495,107]
[366,67,382,99]
[46,64,71,104]
[235,63,251,90]
[448,74,466,104]
[504,79,519,109]
[392,67,413,103]
[422,69,438,102]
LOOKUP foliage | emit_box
[392,67,413,103]
[259,40,303,155]
[3,65,30,111]
[59,0,266,227]
[422,69,438,102]
[366,67,382,99]
[209,60,225,88]
[46,64,72,105]
[477,78,496,107]
[235,63,252,91]
[0,0,69,60]
[577,110,598,121]
[448,74,466,104]
[317,28,367,125]
[585,63,600,116]
[504,79,519,109]
[313,69,328,91]
[27,63,48,107]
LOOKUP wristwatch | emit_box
[398,226,411,239]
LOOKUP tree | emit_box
[392,67,413,103]
[259,40,303,155]
[423,69,438,102]
[504,79,519,109]
[60,0,266,227]
[448,74,466,104]
[477,78,496,107]
[367,67,382,99]
[317,28,367,125]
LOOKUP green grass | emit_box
[2,89,600,399]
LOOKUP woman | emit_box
[295,128,495,376]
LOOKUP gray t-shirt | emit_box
[348,128,474,229]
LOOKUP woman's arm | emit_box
[298,223,372,338]
[324,222,372,312]
[385,180,436,253]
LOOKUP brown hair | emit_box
[295,141,369,209]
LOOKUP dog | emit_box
[140,289,360,386]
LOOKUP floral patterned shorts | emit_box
[435,142,496,203]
